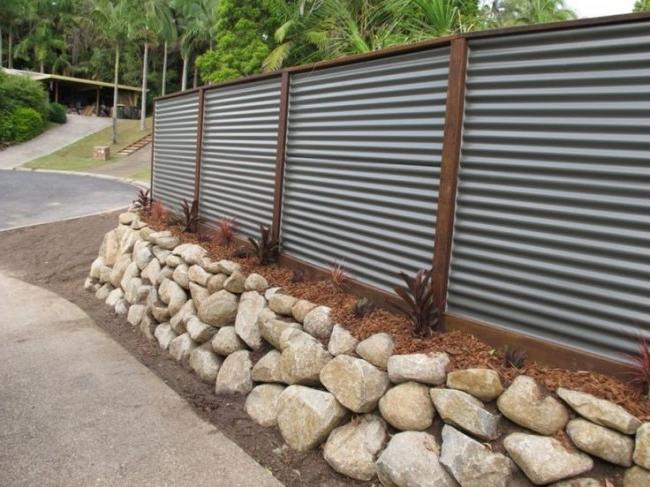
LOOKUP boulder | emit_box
[207,273,228,293]
[159,265,173,281]
[173,243,207,265]
[158,278,187,312]
[319,355,389,413]
[323,414,388,481]
[127,304,146,326]
[89,256,105,279]
[118,228,140,257]
[557,388,641,435]
[375,431,456,487]
[497,375,569,435]
[168,333,198,368]
[264,287,281,301]
[447,368,504,402]
[119,211,137,225]
[356,333,394,369]
[201,257,221,273]
[303,306,334,339]
[328,324,358,356]
[279,337,332,385]
[624,466,650,487]
[566,418,634,467]
[504,433,593,485]
[185,316,217,343]
[119,262,140,290]
[114,299,128,315]
[172,264,190,289]
[440,425,515,487]
[141,258,161,286]
[189,343,223,383]
[154,323,177,350]
[140,226,155,241]
[99,265,112,284]
[188,264,211,287]
[235,291,266,349]
[169,300,195,334]
[188,282,210,308]
[133,244,153,270]
[211,326,246,356]
[269,294,298,316]
[109,254,132,288]
[251,349,283,383]
[224,271,246,293]
[245,384,285,427]
[259,319,301,350]
[84,277,97,291]
[276,385,347,451]
[378,382,434,431]
[105,288,124,307]
[139,313,157,341]
[387,352,449,385]
[151,232,179,250]
[150,301,170,324]
[99,229,119,266]
[197,290,239,327]
[291,300,318,323]
[430,388,500,441]
[124,277,144,304]
[217,259,241,275]
[634,422,650,469]
[95,283,113,300]
[215,350,253,395]
[244,273,268,292]
[551,479,605,487]
[165,254,183,268]
[151,245,170,264]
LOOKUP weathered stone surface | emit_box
[154,323,177,350]
[151,245,170,264]
[188,282,209,308]
[150,231,179,250]
[84,276,97,291]
[150,301,170,323]
[188,264,211,287]
[269,294,298,316]
[185,316,217,343]
[290,300,318,323]
[140,226,155,241]
[139,313,157,341]
[133,243,153,271]
[447,368,504,402]
[173,243,207,265]
[259,319,301,350]
[320,355,389,413]
[440,425,515,487]
[244,273,268,292]
[634,422,650,469]
[165,254,183,268]
[197,290,239,327]
[379,382,434,431]
[119,262,140,290]
[113,299,128,315]
[375,431,455,487]
[217,259,241,275]
[235,291,266,350]
[497,375,569,435]
[207,273,228,294]
[127,304,146,326]
[387,352,449,386]
[169,300,195,334]
[189,343,223,382]
[172,263,190,289]
[158,278,187,316]
[303,306,334,339]
[95,283,113,300]
[118,228,140,258]
[168,333,198,368]
[624,466,650,487]
[264,287,281,301]
[504,433,594,485]
[557,387,641,435]
[551,479,604,487]
[324,414,388,481]
[211,326,246,356]
[251,350,283,383]
[430,388,500,441]
[99,229,119,266]
[280,337,332,385]
[328,324,358,356]
[99,265,112,284]
[141,257,161,285]
[276,385,347,451]
[215,350,253,395]
[89,256,105,279]
[159,265,173,281]
[147,229,170,243]
[109,254,132,288]
[105,287,124,307]
[124,277,144,304]
[356,333,394,369]
[245,384,285,427]
[224,271,246,293]
[119,211,137,225]
[566,418,633,467]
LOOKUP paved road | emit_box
[0,272,282,487]
[0,171,135,231]
[0,114,111,169]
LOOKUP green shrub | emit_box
[0,72,49,118]
[47,102,67,124]
[0,109,14,142]
[11,107,44,142]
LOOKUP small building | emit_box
[1,68,143,118]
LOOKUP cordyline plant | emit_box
[329,261,347,290]
[215,217,237,245]
[149,200,168,223]
[132,188,151,213]
[353,297,376,318]
[624,335,650,398]
[503,346,527,369]
[248,224,279,265]
[393,268,443,337]
[180,199,200,233]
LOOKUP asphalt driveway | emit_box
[0,171,135,231]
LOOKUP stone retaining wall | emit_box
[85,211,650,486]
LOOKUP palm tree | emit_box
[634,0,650,12]
[485,0,576,27]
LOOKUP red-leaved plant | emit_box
[180,199,200,233]
[150,200,168,223]
[133,188,151,213]
[329,261,347,290]
[624,335,650,397]
[215,217,237,245]
[393,268,443,337]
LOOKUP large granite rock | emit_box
[328,324,359,356]
[189,343,223,383]
[197,290,238,327]
[387,352,449,385]
[279,337,332,385]
[566,418,634,467]
[291,299,317,323]
[269,294,298,315]
[634,422,650,469]
[211,326,246,356]
[207,273,228,294]
[234,291,266,350]
[168,333,198,368]
[158,278,187,316]
[276,385,347,451]
[430,388,500,441]
[624,466,650,487]
[259,319,301,350]
[185,316,217,343]
[303,306,333,339]
[504,432,593,485]
[251,350,283,383]
[319,355,390,413]
[356,333,394,369]
[173,243,207,265]
[224,271,246,294]
[188,282,209,308]
[172,263,190,289]
[215,350,253,395]
[497,375,569,435]
[245,384,285,427]
[126,304,146,326]
[188,264,211,286]
[244,273,268,292]
[447,368,504,402]
[169,299,195,334]
[154,323,177,350]
[109,254,132,288]
[141,257,161,286]
[378,381,434,431]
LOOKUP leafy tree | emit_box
[634,0,650,12]
[483,0,576,27]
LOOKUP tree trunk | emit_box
[161,40,168,96]
[140,42,148,131]
[8,30,13,69]
[0,27,3,68]
[193,65,197,88]
[40,60,44,73]
[112,44,120,144]
[181,55,188,91]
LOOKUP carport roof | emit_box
[1,67,143,92]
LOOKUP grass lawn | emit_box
[130,166,151,183]
[25,118,151,171]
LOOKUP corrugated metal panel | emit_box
[448,22,650,359]
[152,93,199,211]
[199,78,281,236]
[282,48,450,290]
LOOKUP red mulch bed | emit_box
[145,216,650,421]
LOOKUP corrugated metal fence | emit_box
[150,14,650,363]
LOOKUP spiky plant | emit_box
[329,261,347,290]
[180,199,200,233]
[248,224,279,265]
[353,297,376,318]
[133,188,151,213]
[503,347,527,369]
[149,200,168,223]
[215,217,237,245]
[393,268,442,337]
[625,335,650,398]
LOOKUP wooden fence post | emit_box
[193,87,206,203]
[149,101,156,193]
[271,71,291,242]
[431,37,469,310]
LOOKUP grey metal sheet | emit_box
[152,93,199,211]
[199,77,281,236]
[282,48,450,290]
[448,21,650,359]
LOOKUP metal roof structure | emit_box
[1,67,143,92]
